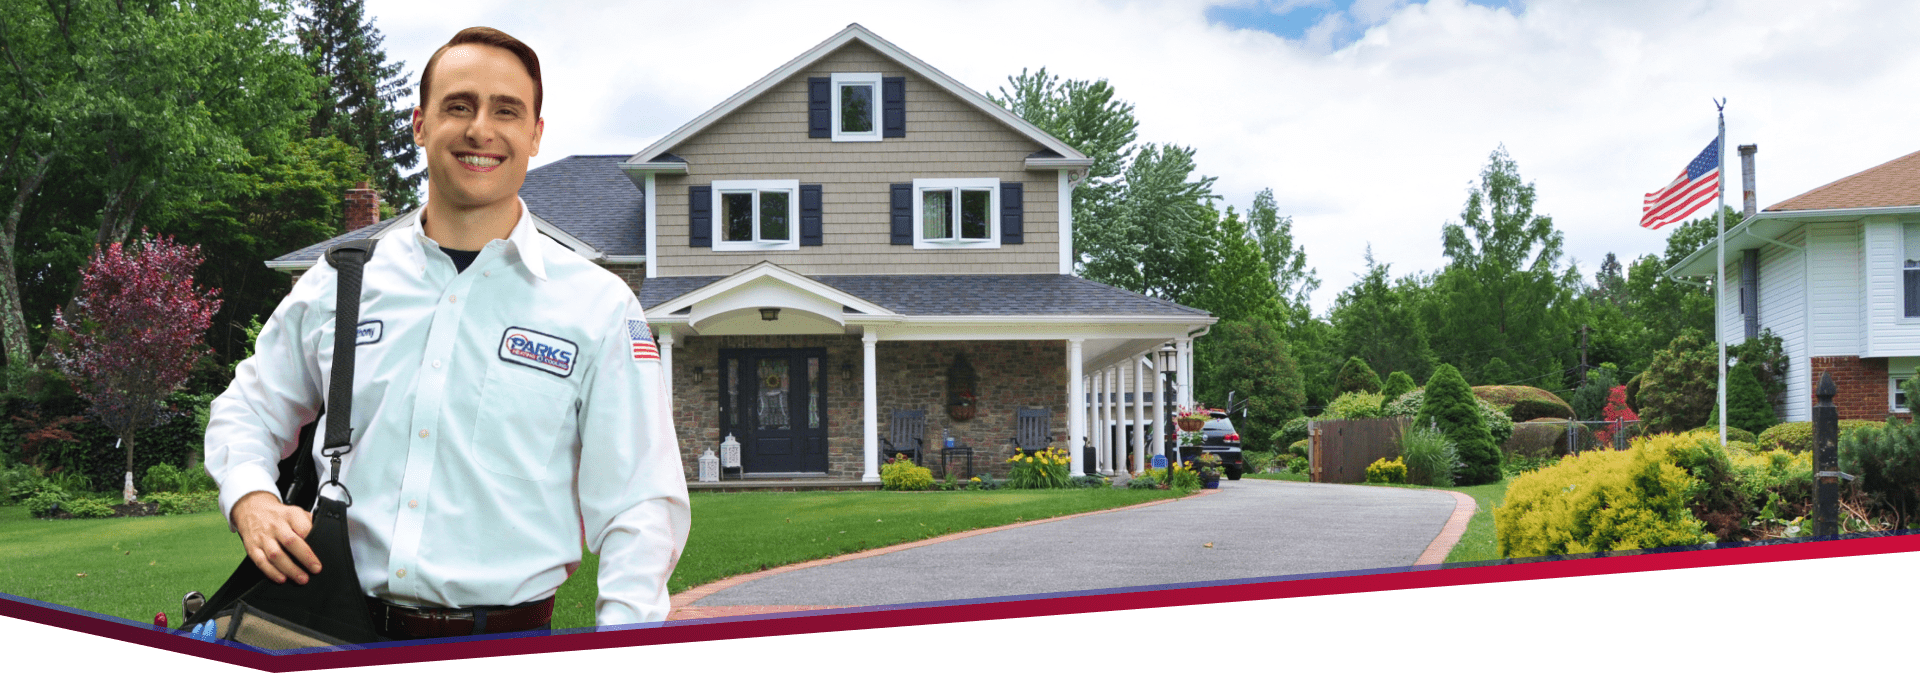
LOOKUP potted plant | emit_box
[1191,452,1224,489]
[1174,406,1210,432]
[949,392,977,421]
[1176,429,1206,465]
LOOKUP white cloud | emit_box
[364,0,1920,314]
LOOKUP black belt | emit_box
[366,596,555,639]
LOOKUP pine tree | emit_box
[1336,356,1382,395]
[1712,363,1778,436]
[297,0,420,209]
[1479,356,1516,385]
[1416,364,1500,486]
[1640,330,1719,434]
[1381,370,1417,402]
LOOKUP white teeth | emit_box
[458,155,502,167]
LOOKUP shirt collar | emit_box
[401,196,548,281]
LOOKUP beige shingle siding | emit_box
[653,41,1060,277]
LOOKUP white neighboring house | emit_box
[1668,148,1920,423]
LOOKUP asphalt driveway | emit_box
[686,478,1460,609]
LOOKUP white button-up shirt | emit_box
[205,200,690,626]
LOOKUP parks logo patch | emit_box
[498,327,578,378]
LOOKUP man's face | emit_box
[414,44,543,210]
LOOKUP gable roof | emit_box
[1767,148,1920,211]
[623,23,1091,168]
[640,273,1208,319]
[268,155,642,269]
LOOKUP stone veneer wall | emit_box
[666,335,1068,481]
[1808,356,1912,422]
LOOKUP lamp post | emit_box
[1157,344,1179,480]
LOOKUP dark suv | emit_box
[1168,409,1245,480]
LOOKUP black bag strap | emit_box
[314,239,376,507]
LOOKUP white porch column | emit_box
[1067,338,1085,477]
[1177,338,1194,409]
[1121,358,1136,475]
[1094,369,1107,474]
[1151,354,1166,466]
[656,331,675,403]
[862,331,880,482]
[1106,366,1120,475]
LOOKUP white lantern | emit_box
[697,448,719,483]
[720,434,742,469]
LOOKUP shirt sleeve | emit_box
[204,261,331,530]
[575,296,691,626]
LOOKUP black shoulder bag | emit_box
[181,240,381,648]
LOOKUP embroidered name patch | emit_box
[498,327,578,378]
[355,320,383,345]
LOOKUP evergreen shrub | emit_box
[1494,433,1711,557]
[1840,384,1920,524]
[1689,425,1757,444]
[1381,371,1417,402]
[1386,389,1514,447]
[1758,420,1885,453]
[1336,356,1382,395]
[1365,457,1407,484]
[1324,391,1385,419]
[1279,416,1312,447]
[147,490,219,515]
[1416,365,1501,486]
[1706,364,1777,436]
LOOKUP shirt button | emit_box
[419,430,429,439]
[396,568,407,578]
[408,500,418,509]
[448,294,457,303]
[483,271,491,277]
[432,360,442,369]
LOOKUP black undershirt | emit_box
[440,246,480,273]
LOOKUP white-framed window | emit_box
[912,178,999,249]
[830,73,881,142]
[1895,375,1913,414]
[712,180,800,251]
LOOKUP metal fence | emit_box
[1309,417,1411,484]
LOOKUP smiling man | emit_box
[205,27,690,640]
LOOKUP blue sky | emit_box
[1205,0,1518,50]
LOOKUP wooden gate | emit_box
[1310,417,1412,484]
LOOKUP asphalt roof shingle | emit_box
[638,274,1208,317]
[1766,148,1920,212]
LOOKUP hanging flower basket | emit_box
[1176,417,1205,432]
[948,404,976,422]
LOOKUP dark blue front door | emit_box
[721,348,828,474]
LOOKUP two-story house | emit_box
[272,24,1216,483]
[1667,148,1920,423]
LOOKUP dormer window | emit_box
[712,180,800,251]
[912,178,999,249]
[830,73,881,142]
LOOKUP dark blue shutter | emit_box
[808,77,830,138]
[1000,182,1024,244]
[882,77,905,138]
[1906,268,1920,317]
[890,184,913,245]
[688,185,711,248]
[800,184,823,246]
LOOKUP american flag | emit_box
[1641,138,1721,229]
[628,320,658,361]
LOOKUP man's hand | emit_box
[231,491,321,584]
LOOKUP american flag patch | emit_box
[628,320,658,361]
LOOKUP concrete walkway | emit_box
[669,479,1472,620]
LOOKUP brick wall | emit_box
[667,336,1067,481]
[1808,356,1912,422]
[345,182,380,231]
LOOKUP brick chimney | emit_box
[345,181,381,232]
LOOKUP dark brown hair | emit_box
[419,27,543,117]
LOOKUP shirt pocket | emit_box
[470,365,576,481]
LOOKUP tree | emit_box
[0,0,316,373]
[1424,146,1579,389]
[1569,362,1621,421]
[1335,356,1382,395]
[1193,317,1305,453]
[297,0,420,208]
[1727,328,1788,410]
[1710,363,1777,436]
[1479,357,1515,385]
[989,68,1137,272]
[1248,188,1318,330]
[1381,370,1417,402]
[1639,329,1718,434]
[1595,385,1639,447]
[1189,205,1284,325]
[1416,363,1500,486]
[1081,143,1218,303]
[1291,317,1342,412]
[1330,248,1434,383]
[51,233,220,502]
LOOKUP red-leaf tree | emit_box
[1596,385,1640,448]
[51,232,220,502]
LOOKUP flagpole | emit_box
[1715,99,1728,448]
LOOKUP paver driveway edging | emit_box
[666,488,1221,621]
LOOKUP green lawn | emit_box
[2,488,1185,631]
[1241,472,1511,564]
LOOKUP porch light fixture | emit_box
[841,363,854,381]
[693,366,705,383]
[1156,344,1178,372]
[760,308,780,321]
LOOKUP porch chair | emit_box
[1009,408,1053,458]
[880,409,926,466]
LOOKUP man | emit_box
[204,27,689,638]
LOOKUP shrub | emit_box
[1663,431,1745,539]
[1707,363,1777,436]
[1386,389,1514,447]
[1005,447,1072,489]
[1324,391,1385,419]
[1381,371,1417,402]
[1287,438,1310,456]
[1689,425,1756,444]
[142,463,185,494]
[1596,385,1639,447]
[0,461,43,504]
[1504,420,1592,459]
[1731,448,1811,526]
[1639,330,1719,433]
[62,495,115,518]
[1508,398,1576,423]
[146,490,219,515]
[24,484,70,518]
[1472,385,1576,422]
[1278,416,1312,447]
[1399,426,1456,487]
[1494,433,1712,557]
[182,464,217,492]
[1568,363,1621,421]
[1365,457,1407,484]
[1287,455,1309,474]
[1623,372,1643,414]
[1417,364,1500,486]
[880,456,934,491]
[1501,453,1560,479]
[1840,400,1920,525]
[1757,420,1886,453]
[1242,450,1280,473]
[1069,475,1111,489]
[1727,328,1789,406]
[1336,356,1382,394]
[1127,473,1161,489]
